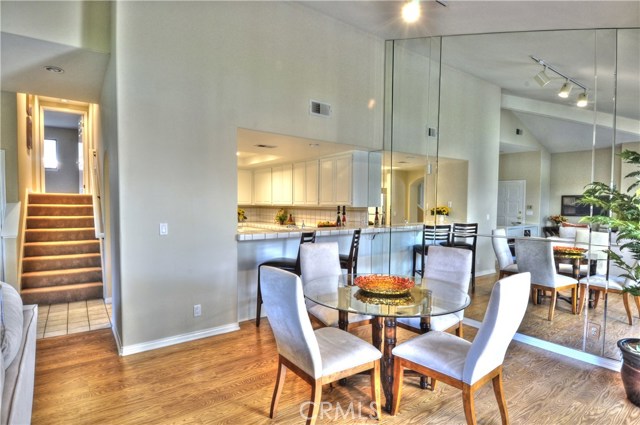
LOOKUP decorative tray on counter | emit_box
[354,275,415,296]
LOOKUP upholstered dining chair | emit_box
[339,228,361,275]
[260,266,382,425]
[492,228,518,278]
[441,223,478,291]
[397,246,472,337]
[557,228,608,277]
[412,224,451,277]
[255,231,315,327]
[300,242,371,330]
[391,272,531,424]
[515,238,578,321]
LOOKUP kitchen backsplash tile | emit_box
[239,206,369,228]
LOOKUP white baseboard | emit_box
[119,323,240,356]
[463,318,622,372]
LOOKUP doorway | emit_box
[43,110,84,193]
[497,180,526,227]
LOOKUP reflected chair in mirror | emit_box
[412,224,451,277]
[440,223,478,291]
[339,228,361,275]
[391,272,531,424]
[255,231,316,327]
[515,238,578,321]
[556,228,607,278]
[398,246,472,337]
[300,242,371,331]
[492,228,518,278]
[260,267,382,425]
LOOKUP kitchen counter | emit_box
[236,222,423,241]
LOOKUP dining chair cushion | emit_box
[393,331,470,380]
[579,275,625,291]
[396,314,460,334]
[306,304,372,328]
[315,327,381,376]
[503,263,519,274]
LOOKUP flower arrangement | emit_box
[548,214,567,225]
[430,206,450,216]
[274,208,288,225]
[237,208,247,222]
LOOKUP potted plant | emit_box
[579,149,640,407]
[274,208,288,225]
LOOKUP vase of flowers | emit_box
[548,214,567,225]
[430,206,450,223]
[275,208,288,225]
[237,208,247,223]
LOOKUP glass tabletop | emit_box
[304,273,471,318]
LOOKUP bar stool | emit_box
[441,222,478,291]
[255,231,316,327]
[412,224,451,277]
[339,228,361,275]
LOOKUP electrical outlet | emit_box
[193,304,202,317]
[588,322,601,339]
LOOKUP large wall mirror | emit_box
[385,28,640,362]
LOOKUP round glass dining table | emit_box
[304,273,471,413]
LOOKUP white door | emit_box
[497,180,525,227]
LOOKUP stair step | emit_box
[21,267,103,289]
[21,282,103,305]
[28,204,93,217]
[27,216,95,229]
[24,240,100,257]
[22,253,102,273]
[25,228,97,243]
[28,193,92,205]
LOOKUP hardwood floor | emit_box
[34,314,640,423]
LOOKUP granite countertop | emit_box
[236,222,423,241]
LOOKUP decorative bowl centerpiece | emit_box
[354,290,414,306]
[553,246,587,258]
[354,274,415,296]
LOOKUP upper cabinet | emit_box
[253,168,272,205]
[271,165,292,205]
[293,161,318,205]
[238,169,253,205]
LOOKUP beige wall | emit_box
[0,92,19,203]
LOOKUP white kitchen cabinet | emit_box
[293,160,318,205]
[237,169,253,205]
[505,224,539,237]
[319,152,373,207]
[253,168,272,205]
[271,164,292,205]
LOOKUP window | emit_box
[43,139,58,170]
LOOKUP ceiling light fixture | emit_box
[44,65,64,74]
[402,0,421,23]
[558,80,573,98]
[576,91,588,107]
[533,66,551,87]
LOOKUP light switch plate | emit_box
[159,223,168,235]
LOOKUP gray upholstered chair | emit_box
[557,228,608,277]
[492,228,518,278]
[300,242,371,330]
[515,238,578,321]
[397,245,472,337]
[391,272,531,424]
[260,266,382,424]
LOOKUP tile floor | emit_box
[36,299,112,339]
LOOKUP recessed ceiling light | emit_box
[44,65,64,74]
[402,0,421,23]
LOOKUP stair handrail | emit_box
[90,149,104,238]
[16,189,30,288]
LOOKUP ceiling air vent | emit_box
[310,100,331,117]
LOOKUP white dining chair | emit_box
[397,245,472,337]
[300,242,371,330]
[492,228,518,278]
[557,228,609,277]
[515,238,578,321]
[260,266,382,424]
[391,272,531,424]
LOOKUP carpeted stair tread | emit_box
[22,253,102,272]
[23,240,100,257]
[21,282,103,305]
[27,216,95,229]
[28,204,93,217]
[25,228,97,242]
[28,193,92,205]
[22,267,103,288]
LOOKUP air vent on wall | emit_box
[310,100,331,117]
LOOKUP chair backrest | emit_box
[492,228,514,269]
[424,245,472,319]
[300,242,342,283]
[346,229,362,273]
[260,266,322,378]
[462,272,531,385]
[514,238,556,286]
[423,224,451,246]
[294,231,317,275]
[451,222,478,246]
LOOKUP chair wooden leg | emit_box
[635,296,640,317]
[456,322,464,338]
[462,384,477,425]
[391,358,404,416]
[370,361,382,420]
[306,380,322,425]
[492,373,509,425]
[578,284,587,315]
[593,290,601,309]
[548,289,557,321]
[270,360,287,418]
[571,286,577,314]
[622,292,633,325]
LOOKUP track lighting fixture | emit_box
[576,91,588,107]
[558,80,573,98]
[534,67,551,87]
[402,0,421,23]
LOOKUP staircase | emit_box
[20,193,103,305]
